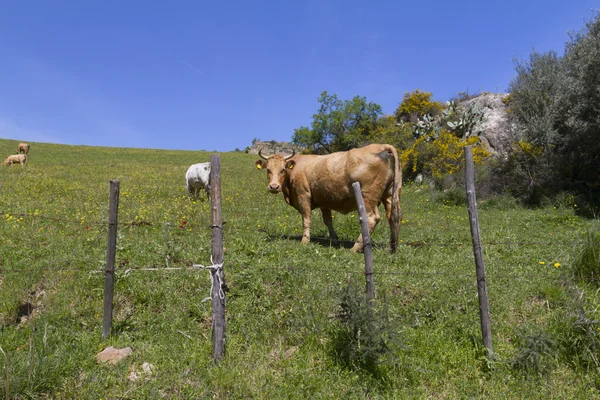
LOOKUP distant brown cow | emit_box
[17,143,30,154]
[255,144,402,253]
[4,154,28,167]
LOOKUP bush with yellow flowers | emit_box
[401,129,490,180]
[394,89,444,123]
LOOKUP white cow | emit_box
[185,162,211,200]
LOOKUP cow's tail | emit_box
[387,145,402,253]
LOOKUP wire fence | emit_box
[0,242,586,279]
[1,205,591,292]
[3,196,595,365]
[2,210,594,247]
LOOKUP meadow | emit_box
[0,138,599,399]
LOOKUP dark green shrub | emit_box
[548,230,600,371]
[486,140,561,205]
[552,312,600,371]
[329,282,400,377]
[573,226,600,287]
[509,326,556,375]
[450,90,482,103]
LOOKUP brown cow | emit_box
[4,154,28,167]
[255,144,402,252]
[17,143,30,154]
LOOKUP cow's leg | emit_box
[350,200,381,252]
[382,193,396,241]
[382,189,400,251]
[299,204,312,244]
[301,211,311,244]
[321,209,339,240]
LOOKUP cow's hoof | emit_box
[350,244,363,253]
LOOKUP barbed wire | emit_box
[0,211,203,229]
[1,207,594,281]
[0,258,102,273]
[0,206,600,244]
[0,260,565,282]
[3,211,593,248]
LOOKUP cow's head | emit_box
[255,149,296,193]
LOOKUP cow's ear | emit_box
[286,160,296,170]
[255,160,266,170]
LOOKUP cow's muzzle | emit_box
[268,183,281,193]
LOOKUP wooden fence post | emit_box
[352,182,375,319]
[464,146,494,359]
[102,180,120,340]
[0,345,9,400]
[210,155,226,361]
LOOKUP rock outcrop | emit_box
[461,93,516,156]
[247,140,304,155]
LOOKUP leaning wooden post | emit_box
[464,146,494,360]
[352,182,375,320]
[102,180,120,340]
[0,345,9,400]
[210,154,226,361]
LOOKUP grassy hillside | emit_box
[1,138,599,398]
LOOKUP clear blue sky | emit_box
[0,1,597,151]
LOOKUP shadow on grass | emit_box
[261,230,360,250]
[266,232,396,252]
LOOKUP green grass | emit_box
[1,138,599,398]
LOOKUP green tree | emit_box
[507,50,566,147]
[292,91,382,153]
[561,12,600,203]
[504,11,600,207]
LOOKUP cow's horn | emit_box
[258,148,270,160]
[284,149,295,161]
